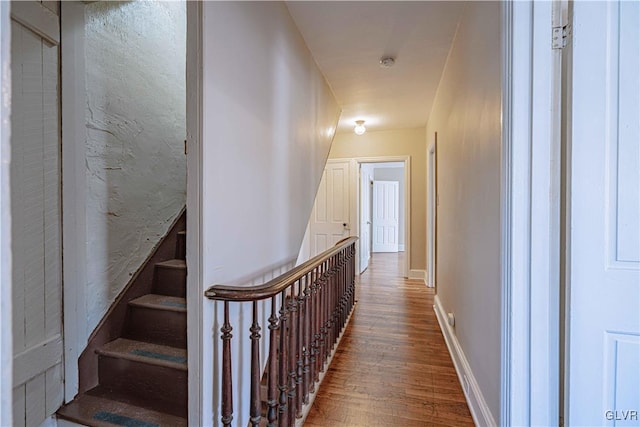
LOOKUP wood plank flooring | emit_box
[304,253,474,426]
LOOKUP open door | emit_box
[359,164,373,273]
[565,1,640,424]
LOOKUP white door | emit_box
[309,160,351,256]
[359,164,373,273]
[372,181,399,253]
[566,1,640,425]
[10,2,63,426]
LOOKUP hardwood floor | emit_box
[304,253,474,427]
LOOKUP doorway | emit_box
[356,157,410,278]
[359,161,405,273]
[60,0,187,406]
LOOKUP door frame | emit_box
[60,1,88,402]
[342,156,410,279]
[427,139,437,288]
[500,1,563,425]
[0,2,13,425]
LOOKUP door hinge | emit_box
[184,139,187,155]
[552,24,571,49]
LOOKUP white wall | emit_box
[84,1,186,335]
[426,1,501,423]
[373,166,405,247]
[196,2,339,425]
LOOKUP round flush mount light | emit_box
[379,56,396,68]
[354,120,366,135]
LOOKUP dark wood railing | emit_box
[205,237,358,427]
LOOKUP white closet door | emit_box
[10,2,63,426]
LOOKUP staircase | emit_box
[58,223,188,426]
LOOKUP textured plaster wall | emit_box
[85,1,186,336]
[425,1,502,421]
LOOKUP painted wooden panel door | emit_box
[372,181,399,253]
[309,160,350,256]
[567,1,640,425]
[359,165,373,273]
[10,2,63,426]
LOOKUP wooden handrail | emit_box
[205,236,358,427]
[204,236,358,302]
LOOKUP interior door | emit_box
[359,165,373,273]
[309,160,350,256]
[566,1,640,424]
[372,181,399,253]
[10,2,63,426]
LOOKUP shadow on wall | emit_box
[84,0,187,340]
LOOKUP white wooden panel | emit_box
[608,0,640,267]
[42,38,61,339]
[13,385,25,427]
[25,374,45,427]
[20,22,46,350]
[44,364,63,415]
[11,20,25,354]
[13,335,62,386]
[604,332,640,425]
[315,170,327,222]
[10,1,59,45]
[330,168,346,223]
[1,3,13,425]
[10,8,62,427]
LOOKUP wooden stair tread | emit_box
[96,338,187,371]
[155,259,186,269]
[129,294,186,313]
[57,392,187,427]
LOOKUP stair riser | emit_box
[126,307,187,348]
[154,267,187,297]
[98,356,187,417]
[176,233,186,260]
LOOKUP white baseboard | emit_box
[408,269,427,285]
[433,295,497,427]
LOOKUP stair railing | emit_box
[205,237,358,427]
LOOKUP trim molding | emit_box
[408,269,427,285]
[434,295,497,427]
[60,1,88,401]
[399,244,405,251]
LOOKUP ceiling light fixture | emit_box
[379,56,395,68]
[354,120,366,135]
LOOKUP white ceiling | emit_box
[286,1,465,134]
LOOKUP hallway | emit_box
[304,253,474,426]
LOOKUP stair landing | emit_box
[57,393,187,427]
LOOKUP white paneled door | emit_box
[372,181,399,253]
[10,2,63,426]
[359,165,373,273]
[567,1,640,425]
[309,160,351,257]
